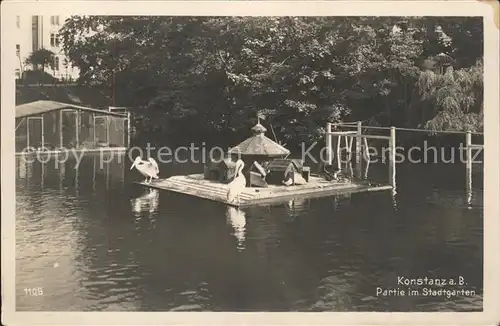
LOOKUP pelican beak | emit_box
[130,162,136,170]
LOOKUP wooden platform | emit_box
[135,174,393,207]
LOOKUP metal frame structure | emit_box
[16,101,130,153]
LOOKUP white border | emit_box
[2,1,499,325]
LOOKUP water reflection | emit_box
[16,153,127,193]
[391,188,398,211]
[16,156,483,312]
[59,160,66,189]
[131,189,160,218]
[466,170,473,207]
[331,193,352,213]
[285,198,309,220]
[226,207,246,251]
[18,157,27,179]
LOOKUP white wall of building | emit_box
[14,15,80,81]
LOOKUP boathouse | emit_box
[15,100,130,153]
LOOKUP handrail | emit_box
[325,132,391,141]
[331,122,484,135]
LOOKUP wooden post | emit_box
[59,110,63,148]
[364,157,370,180]
[106,116,110,145]
[336,135,341,170]
[326,122,332,165]
[363,137,369,161]
[344,135,350,160]
[92,155,96,191]
[75,110,80,149]
[127,111,131,148]
[41,116,45,149]
[466,131,472,199]
[92,113,96,147]
[389,126,396,188]
[355,121,362,178]
[348,161,354,178]
[27,118,30,149]
[348,137,354,160]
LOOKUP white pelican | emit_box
[227,159,246,205]
[130,156,159,183]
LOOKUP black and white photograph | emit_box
[2,1,499,325]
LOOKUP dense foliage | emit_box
[25,48,57,73]
[60,16,483,146]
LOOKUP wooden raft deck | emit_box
[135,174,393,207]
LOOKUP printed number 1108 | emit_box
[24,287,44,296]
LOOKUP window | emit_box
[50,16,60,25]
[32,16,39,52]
[16,44,20,57]
[50,33,60,47]
[16,16,20,28]
[53,57,60,71]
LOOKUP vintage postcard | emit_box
[1,0,499,325]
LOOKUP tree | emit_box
[59,16,484,145]
[25,48,56,73]
[417,59,483,132]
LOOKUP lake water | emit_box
[15,152,483,311]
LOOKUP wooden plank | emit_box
[242,184,393,207]
[135,174,393,207]
[140,180,245,206]
[327,131,357,135]
[326,133,391,140]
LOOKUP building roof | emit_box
[16,100,127,118]
[16,85,113,108]
[228,133,290,157]
[228,123,290,157]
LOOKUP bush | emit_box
[18,70,59,85]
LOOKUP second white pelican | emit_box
[227,159,246,205]
[130,156,159,184]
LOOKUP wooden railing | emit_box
[325,121,484,196]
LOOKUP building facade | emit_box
[15,15,80,81]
